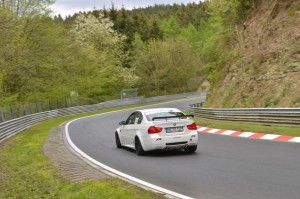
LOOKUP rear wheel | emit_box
[115,132,122,148]
[135,137,145,156]
[184,145,197,153]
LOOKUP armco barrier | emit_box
[189,103,300,126]
[0,92,206,143]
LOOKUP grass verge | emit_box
[195,118,300,137]
[0,105,165,199]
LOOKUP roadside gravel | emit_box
[43,124,109,182]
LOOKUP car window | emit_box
[145,111,186,121]
[126,113,136,125]
[136,112,143,124]
[125,112,144,125]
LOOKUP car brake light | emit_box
[187,123,197,130]
[148,126,163,134]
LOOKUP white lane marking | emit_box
[221,130,236,135]
[289,137,300,143]
[197,127,207,132]
[208,129,220,134]
[239,132,255,137]
[66,121,193,199]
[260,134,280,140]
[65,98,200,199]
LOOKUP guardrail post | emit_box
[9,105,14,120]
[0,107,5,122]
[35,102,40,113]
[21,104,26,116]
[42,101,48,112]
[27,103,32,114]
[65,99,68,108]
[16,104,20,118]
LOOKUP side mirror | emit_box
[119,121,126,125]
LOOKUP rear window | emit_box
[145,111,186,121]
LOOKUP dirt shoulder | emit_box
[43,125,109,182]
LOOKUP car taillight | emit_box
[148,126,163,134]
[187,123,197,130]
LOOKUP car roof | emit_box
[137,108,182,114]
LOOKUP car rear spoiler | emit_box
[152,115,194,121]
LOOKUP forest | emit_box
[0,0,255,106]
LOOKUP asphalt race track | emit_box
[67,98,300,199]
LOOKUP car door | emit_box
[128,111,143,145]
[121,112,136,146]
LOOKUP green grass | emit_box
[195,118,300,136]
[289,1,300,16]
[0,105,165,199]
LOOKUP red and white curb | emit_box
[197,126,300,143]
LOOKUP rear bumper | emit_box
[141,131,198,151]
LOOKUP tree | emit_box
[132,38,202,96]
[196,0,253,86]
[0,7,23,104]
[71,12,127,66]
[0,14,77,103]
[159,16,181,38]
[150,17,163,40]
[180,23,201,49]
[0,0,54,18]
[70,13,138,98]
[208,0,253,31]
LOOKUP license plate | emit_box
[165,126,184,133]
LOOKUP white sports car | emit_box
[115,108,198,155]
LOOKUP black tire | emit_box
[184,145,197,153]
[135,137,145,156]
[115,132,122,148]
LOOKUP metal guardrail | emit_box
[189,103,300,126]
[0,92,206,143]
[0,98,99,123]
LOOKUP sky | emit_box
[50,0,199,17]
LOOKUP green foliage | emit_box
[263,97,280,107]
[0,9,137,105]
[132,38,202,96]
[71,13,126,61]
[289,1,300,16]
[1,14,77,103]
[1,0,55,17]
[70,13,138,97]
[291,97,300,106]
[208,0,253,27]
[1,0,256,106]
[192,0,253,87]
[179,23,202,49]
[160,16,181,38]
